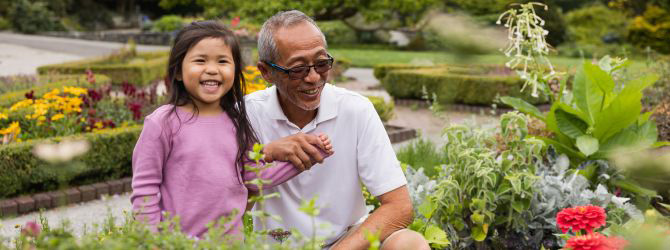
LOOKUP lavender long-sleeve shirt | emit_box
[131,105,301,237]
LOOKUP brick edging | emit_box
[393,98,551,116]
[0,177,132,218]
[386,125,417,144]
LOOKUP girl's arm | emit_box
[130,118,169,232]
[243,135,332,191]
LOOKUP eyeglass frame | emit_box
[263,54,335,80]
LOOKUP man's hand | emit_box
[264,133,334,171]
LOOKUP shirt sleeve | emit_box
[130,117,169,232]
[356,99,407,197]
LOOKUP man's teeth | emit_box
[303,89,317,94]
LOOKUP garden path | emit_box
[0,32,168,76]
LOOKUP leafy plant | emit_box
[413,112,544,248]
[151,15,184,32]
[396,138,444,178]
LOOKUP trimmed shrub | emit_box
[0,125,141,199]
[381,67,546,106]
[329,57,352,83]
[373,63,445,80]
[0,16,10,30]
[0,75,111,108]
[367,96,395,123]
[151,15,184,32]
[37,52,168,85]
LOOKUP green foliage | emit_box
[381,66,547,106]
[416,112,543,247]
[503,58,660,161]
[151,15,185,32]
[37,52,168,86]
[0,16,10,30]
[396,138,444,178]
[563,4,628,55]
[627,4,670,54]
[366,96,394,123]
[0,75,111,108]
[7,0,63,34]
[0,126,141,199]
[373,64,440,80]
[317,21,357,45]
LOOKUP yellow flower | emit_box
[0,121,20,135]
[38,116,46,122]
[63,86,88,96]
[95,121,104,129]
[10,99,34,111]
[43,89,61,99]
[80,117,86,122]
[52,114,65,121]
[0,113,7,120]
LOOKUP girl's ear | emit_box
[175,73,182,81]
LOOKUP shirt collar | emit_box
[265,83,338,125]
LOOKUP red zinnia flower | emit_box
[565,233,627,250]
[556,205,606,233]
[20,221,41,237]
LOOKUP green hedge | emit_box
[373,64,445,81]
[367,96,395,122]
[382,67,546,105]
[37,51,168,85]
[0,125,141,199]
[0,75,111,108]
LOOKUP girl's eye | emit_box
[219,59,228,64]
[194,59,205,63]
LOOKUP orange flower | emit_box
[565,232,627,250]
[557,205,606,233]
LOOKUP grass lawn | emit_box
[328,48,649,70]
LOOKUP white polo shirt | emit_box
[244,84,407,244]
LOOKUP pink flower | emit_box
[557,205,607,233]
[21,221,41,237]
[565,232,627,250]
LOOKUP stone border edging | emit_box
[393,98,551,116]
[386,125,417,144]
[0,177,132,218]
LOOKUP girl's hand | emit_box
[318,133,334,155]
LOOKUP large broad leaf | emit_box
[555,109,588,139]
[593,86,642,141]
[597,121,658,158]
[535,136,586,161]
[585,62,615,98]
[418,200,437,219]
[500,96,545,121]
[612,179,657,197]
[573,62,604,124]
[425,225,450,246]
[626,74,660,93]
[576,135,599,157]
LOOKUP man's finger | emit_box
[295,148,314,169]
[300,140,324,163]
[288,154,305,171]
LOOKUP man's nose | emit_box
[303,66,321,84]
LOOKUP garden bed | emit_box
[37,51,168,86]
[377,64,547,106]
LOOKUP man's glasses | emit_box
[264,55,334,80]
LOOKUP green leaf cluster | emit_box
[502,57,661,161]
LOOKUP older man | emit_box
[245,10,430,250]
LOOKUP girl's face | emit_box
[179,37,235,112]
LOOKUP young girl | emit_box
[131,21,331,238]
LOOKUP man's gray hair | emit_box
[257,10,327,63]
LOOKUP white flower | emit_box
[33,139,90,163]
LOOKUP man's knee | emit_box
[380,229,430,250]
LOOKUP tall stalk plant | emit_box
[497,2,669,203]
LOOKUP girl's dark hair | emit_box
[166,20,257,170]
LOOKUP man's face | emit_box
[263,22,329,112]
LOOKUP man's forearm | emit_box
[333,196,413,249]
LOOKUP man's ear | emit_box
[257,62,272,82]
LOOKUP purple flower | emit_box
[21,221,41,237]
